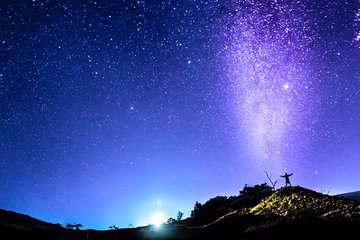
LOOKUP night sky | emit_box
[0,0,359,229]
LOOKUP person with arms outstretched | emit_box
[280,173,293,187]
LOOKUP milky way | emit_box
[224,0,319,172]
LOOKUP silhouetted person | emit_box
[280,173,293,187]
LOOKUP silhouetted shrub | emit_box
[191,196,231,226]
[66,223,82,230]
[240,183,273,202]
[190,201,202,219]
[167,218,176,224]
[191,183,274,226]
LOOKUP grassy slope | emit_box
[251,186,360,221]
[192,186,360,239]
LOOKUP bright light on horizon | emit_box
[149,212,166,227]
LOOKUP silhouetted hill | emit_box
[0,186,359,239]
[336,191,360,200]
[0,209,61,231]
[188,186,360,239]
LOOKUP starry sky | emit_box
[0,0,359,230]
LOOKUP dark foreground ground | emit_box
[1,219,359,240]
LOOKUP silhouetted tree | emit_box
[176,211,184,221]
[229,183,273,210]
[265,171,278,190]
[167,217,176,224]
[109,225,119,230]
[74,223,83,230]
[66,223,74,230]
[190,201,202,219]
[239,183,272,197]
[191,196,231,226]
[66,223,82,230]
